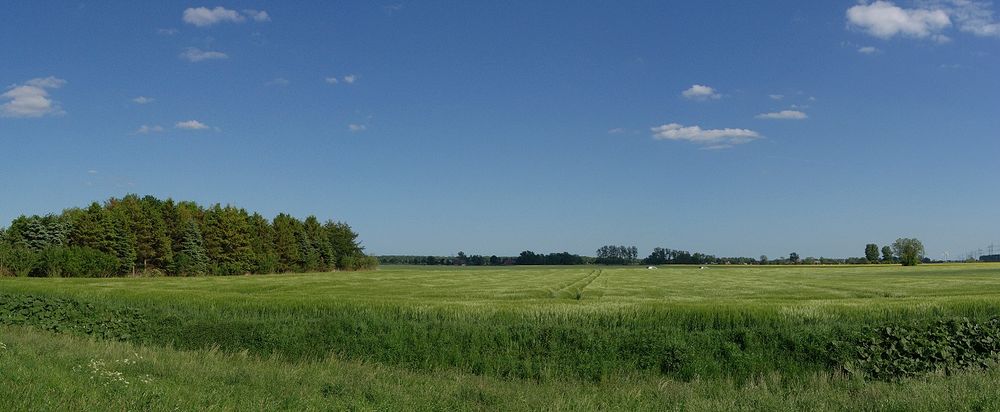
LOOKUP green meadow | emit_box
[3,264,1000,410]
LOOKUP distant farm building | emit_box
[981,254,1000,262]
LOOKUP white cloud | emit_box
[135,125,165,134]
[132,96,154,104]
[756,110,808,120]
[1,77,67,118]
[681,84,721,101]
[939,0,1000,37]
[180,47,228,62]
[847,1,952,39]
[183,6,245,26]
[182,7,271,27]
[651,123,760,147]
[348,124,367,132]
[265,78,290,87]
[25,77,67,88]
[769,94,785,100]
[846,1,1000,40]
[243,9,271,22]
[175,120,210,130]
[607,128,627,134]
[858,46,880,54]
[327,75,359,85]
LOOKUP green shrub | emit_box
[0,244,38,277]
[32,246,120,278]
[834,317,1000,380]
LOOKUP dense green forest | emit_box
[0,195,376,277]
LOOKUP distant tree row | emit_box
[0,195,376,277]
[377,251,589,266]
[595,245,639,265]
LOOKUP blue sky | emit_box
[2,1,999,259]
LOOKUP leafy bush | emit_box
[33,246,120,278]
[834,317,1000,380]
[0,294,146,340]
[0,244,37,277]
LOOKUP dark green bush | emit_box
[834,317,1000,380]
[32,246,120,278]
[0,243,37,277]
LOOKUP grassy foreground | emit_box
[2,264,1000,409]
[3,325,1000,411]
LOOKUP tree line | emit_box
[0,195,376,277]
[377,250,589,266]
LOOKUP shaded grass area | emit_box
[2,325,1000,411]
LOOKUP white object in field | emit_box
[647,266,657,270]
[699,266,708,269]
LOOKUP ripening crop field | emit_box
[3,264,1000,410]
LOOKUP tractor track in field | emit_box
[549,269,603,300]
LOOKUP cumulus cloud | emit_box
[182,7,271,27]
[847,1,952,39]
[343,74,358,84]
[756,110,808,120]
[175,120,210,130]
[681,84,721,101]
[348,124,367,132]
[132,96,154,104]
[183,6,243,26]
[847,1,1000,41]
[179,47,228,62]
[1,76,67,118]
[135,125,165,134]
[858,46,880,54]
[651,123,760,148]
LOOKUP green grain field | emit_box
[3,264,1000,410]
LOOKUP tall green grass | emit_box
[4,264,1000,382]
[3,325,1000,411]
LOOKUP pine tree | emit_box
[173,219,209,275]
[272,213,304,272]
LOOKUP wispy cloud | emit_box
[769,94,785,100]
[265,78,290,87]
[1,76,67,118]
[179,47,228,62]
[348,124,367,132]
[135,124,165,134]
[858,46,880,54]
[157,28,179,36]
[756,110,808,120]
[681,84,721,101]
[243,9,271,22]
[132,96,154,104]
[326,74,359,85]
[175,120,210,130]
[651,123,760,148]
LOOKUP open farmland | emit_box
[3,264,1000,410]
